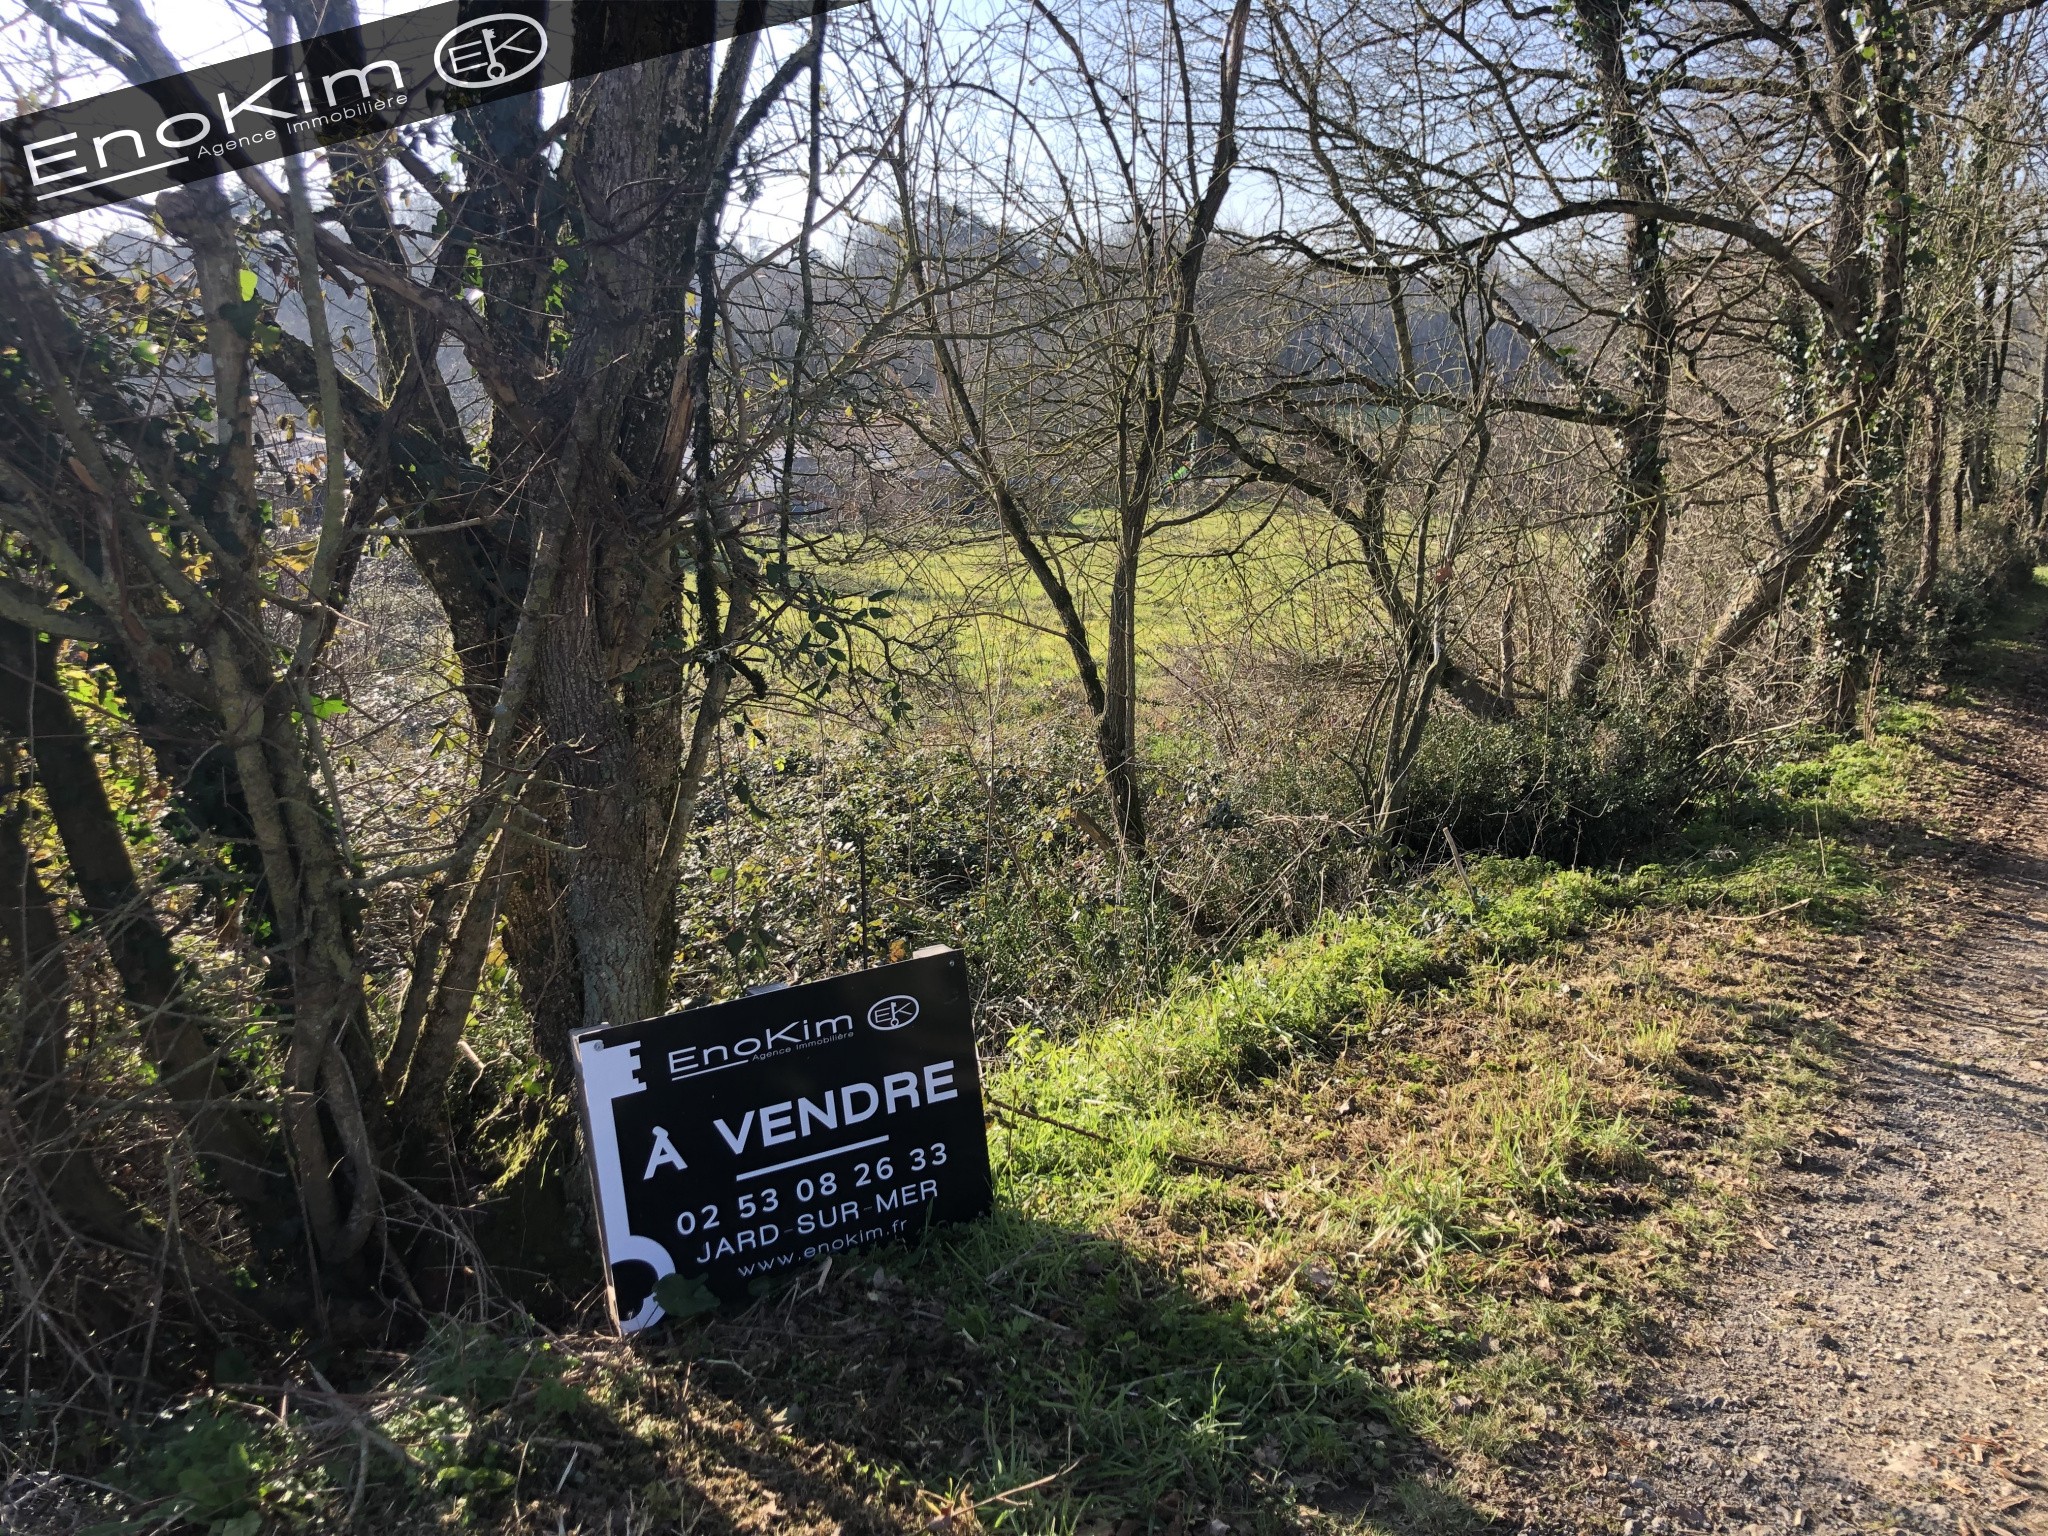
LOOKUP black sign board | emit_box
[572,949,992,1332]
[0,1,861,235]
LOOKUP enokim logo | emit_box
[866,995,920,1031]
[1,2,862,238]
[434,15,549,89]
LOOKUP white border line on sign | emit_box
[737,1135,890,1182]
[39,159,187,200]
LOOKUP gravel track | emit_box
[1508,657,2048,1536]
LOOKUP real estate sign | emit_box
[572,949,993,1332]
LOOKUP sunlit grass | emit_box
[99,646,1937,1535]
[817,505,1381,697]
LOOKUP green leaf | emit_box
[651,1272,720,1320]
[219,297,264,341]
[237,268,259,302]
[212,1348,254,1384]
[306,694,349,720]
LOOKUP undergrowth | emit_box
[50,696,1944,1536]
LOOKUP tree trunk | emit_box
[1561,0,1673,706]
[1099,529,1147,851]
[2022,316,2048,534]
[0,753,130,1245]
[1910,384,1945,611]
[0,624,281,1217]
[1694,0,1911,699]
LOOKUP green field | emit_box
[815,507,1394,701]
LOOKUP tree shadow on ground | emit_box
[624,1209,1505,1535]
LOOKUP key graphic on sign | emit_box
[867,994,920,1030]
[434,16,549,89]
[574,1035,677,1333]
[571,948,993,1333]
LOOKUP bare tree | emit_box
[0,0,846,1314]
[869,0,1253,854]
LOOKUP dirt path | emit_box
[1507,664,2048,1536]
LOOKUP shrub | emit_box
[1397,687,1732,864]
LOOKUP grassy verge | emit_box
[71,707,1945,1536]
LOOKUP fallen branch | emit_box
[984,1092,1264,1179]
[923,1460,1086,1528]
[1703,897,1814,924]
[303,1369,416,1467]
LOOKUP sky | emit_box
[1,0,1310,272]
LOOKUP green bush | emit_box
[108,1399,327,1534]
[1397,688,1732,864]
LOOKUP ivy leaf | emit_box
[651,1272,720,1321]
[220,297,264,340]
